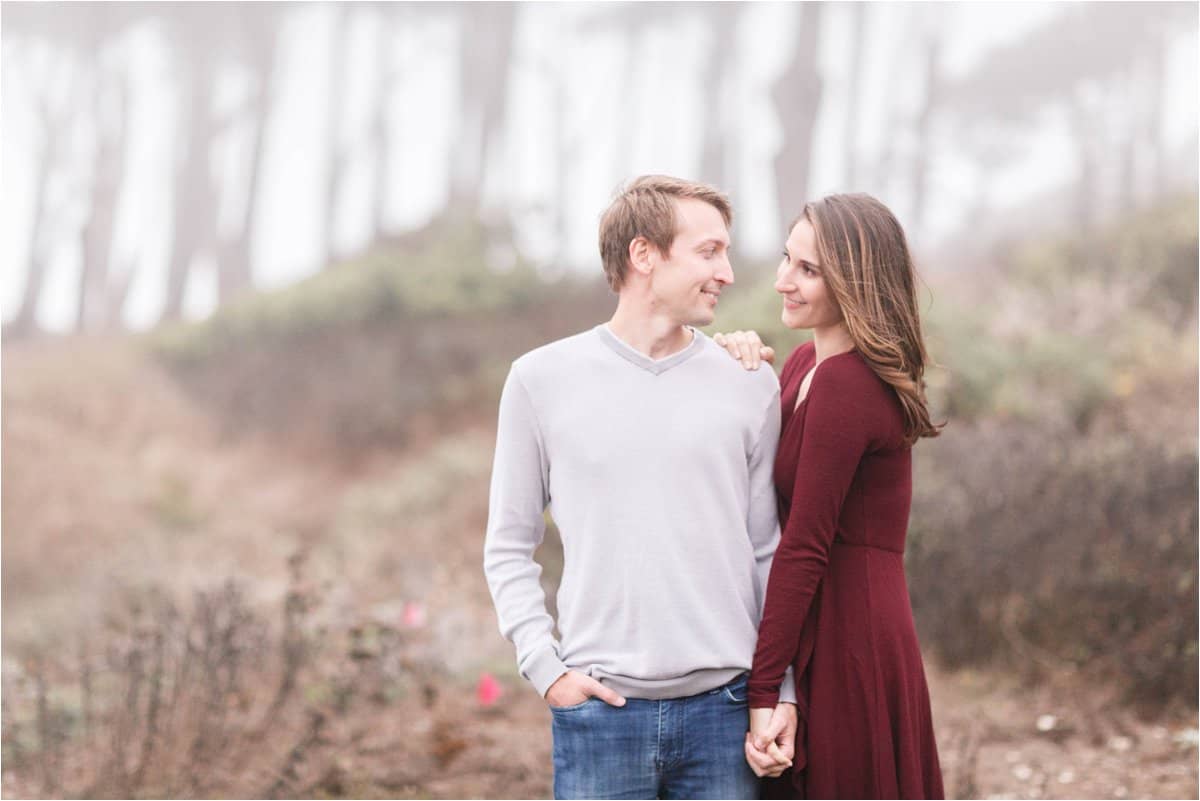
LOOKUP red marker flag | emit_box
[476,672,504,706]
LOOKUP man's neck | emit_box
[607,300,694,360]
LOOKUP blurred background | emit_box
[1,2,1197,798]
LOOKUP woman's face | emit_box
[775,219,842,331]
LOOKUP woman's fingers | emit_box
[714,331,743,362]
[730,331,746,363]
[713,331,774,371]
[744,734,774,777]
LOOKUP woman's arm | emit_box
[746,358,878,708]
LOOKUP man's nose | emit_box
[715,256,734,285]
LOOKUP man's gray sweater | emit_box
[484,324,794,701]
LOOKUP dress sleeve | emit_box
[746,358,879,708]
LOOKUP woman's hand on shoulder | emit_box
[713,330,775,371]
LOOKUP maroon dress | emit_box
[748,343,944,799]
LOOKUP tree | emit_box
[217,4,286,305]
[369,5,403,241]
[2,8,87,336]
[772,3,824,231]
[160,5,229,322]
[909,14,942,233]
[840,3,866,190]
[76,5,140,331]
[695,2,740,189]
[447,2,516,214]
[940,3,1191,232]
[9,48,69,336]
[319,3,351,269]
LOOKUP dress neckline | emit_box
[784,346,858,422]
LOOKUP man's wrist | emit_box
[525,647,570,698]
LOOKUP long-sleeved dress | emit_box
[747,342,944,800]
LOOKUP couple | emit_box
[483,175,944,800]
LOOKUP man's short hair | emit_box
[597,175,733,291]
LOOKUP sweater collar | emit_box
[594,323,706,376]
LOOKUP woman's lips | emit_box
[783,298,805,310]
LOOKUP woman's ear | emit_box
[628,236,655,278]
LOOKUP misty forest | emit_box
[2,2,1198,799]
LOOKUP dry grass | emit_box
[2,309,1196,798]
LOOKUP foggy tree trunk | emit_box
[321,5,349,268]
[1146,36,1167,197]
[772,3,824,231]
[448,2,516,214]
[218,13,283,305]
[1115,67,1140,207]
[551,58,570,268]
[371,8,400,240]
[910,34,941,232]
[12,128,56,337]
[103,264,135,328]
[610,17,640,183]
[11,88,67,337]
[841,3,866,190]
[697,3,738,188]
[1069,100,1099,236]
[162,56,219,322]
[78,69,128,332]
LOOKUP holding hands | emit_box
[745,703,798,778]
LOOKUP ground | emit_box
[2,337,1195,799]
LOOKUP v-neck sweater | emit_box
[484,324,794,701]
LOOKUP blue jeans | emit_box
[549,673,759,800]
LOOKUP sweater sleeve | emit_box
[746,358,877,708]
[745,382,797,704]
[482,365,569,697]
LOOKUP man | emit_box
[484,175,795,799]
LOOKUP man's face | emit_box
[647,198,734,327]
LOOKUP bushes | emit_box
[146,216,613,454]
[907,417,1198,711]
[0,557,447,798]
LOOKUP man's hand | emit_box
[744,703,798,778]
[545,670,627,709]
[713,330,775,371]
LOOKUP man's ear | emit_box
[628,236,655,278]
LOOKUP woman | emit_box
[717,193,944,799]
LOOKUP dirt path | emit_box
[397,665,1197,800]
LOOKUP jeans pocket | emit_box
[721,675,749,704]
[549,696,599,713]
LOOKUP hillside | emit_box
[2,206,1197,797]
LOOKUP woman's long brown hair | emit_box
[803,193,942,445]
